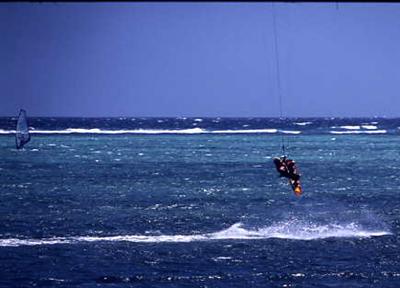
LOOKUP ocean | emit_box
[0,117,399,287]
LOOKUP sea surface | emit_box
[0,117,399,287]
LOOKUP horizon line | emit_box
[0,115,396,119]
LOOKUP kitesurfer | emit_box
[273,156,302,196]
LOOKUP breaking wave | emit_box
[330,130,387,134]
[0,222,390,247]
[331,125,378,130]
[211,129,277,134]
[0,128,207,135]
[0,128,301,135]
[279,130,301,135]
[361,125,378,130]
[338,125,362,130]
[294,122,312,126]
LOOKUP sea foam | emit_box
[0,128,207,135]
[330,130,387,134]
[0,128,299,135]
[0,222,390,247]
[339,125,361,130]
[294,122,312,126]
[279,130,302,135]
[361,125,378,130]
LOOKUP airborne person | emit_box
[273,156,302,196]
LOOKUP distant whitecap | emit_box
[294,122,312,126]
[330,130,387,134]
[0,129,15,134]
[211,129,278,134]
[340,125,361,130]
[361,125,377,130]
[280,130,302,134]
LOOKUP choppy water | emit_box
[0,117,399,287]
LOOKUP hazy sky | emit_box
[1,2,400,117]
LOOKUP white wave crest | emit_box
[0,128,387,136]
[361,125,377,130]
[0,222,390,247]
[339,125,361,130]
[0,128,207,135]
[294,122,312,126]
[249,221,390,240]
[279,130,302,135]
[0,129,15,134]
[211,129,278,134]
[0,128,287,135]
[333,125,377,130]
[330,130,387,134]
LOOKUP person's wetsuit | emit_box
[273,156,302,196]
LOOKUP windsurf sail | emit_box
[15,109,30,149]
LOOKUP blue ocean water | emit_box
[0,117,399,287]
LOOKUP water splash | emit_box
[0,221,390,247]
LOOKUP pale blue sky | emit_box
[1,3,400,117]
